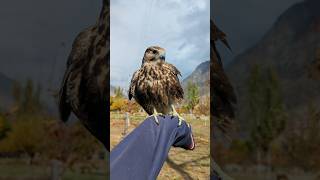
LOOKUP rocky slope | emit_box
[226,0,320,124]
[182,61,209,96]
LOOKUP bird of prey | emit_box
[211,20,237,134]
[128,46,184,125]
[58,0,109,150]
[211,19,237,180]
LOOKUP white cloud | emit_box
[110,0,209,88]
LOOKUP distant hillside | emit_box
[0,72,14,109]
[226,0,320,126]
[182,61,209,96]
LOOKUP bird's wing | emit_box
[128,70,139,100]
[165,63,184,101]
[58,27,95,122]
[211,20,237,134]
[211,57,237,104]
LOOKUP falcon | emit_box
[211,19,237,180]
[58,0,109,149]
[211,20,237,134]
[128,46,184,125]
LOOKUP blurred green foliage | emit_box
[186,81,200,113]
[247,65,287,156]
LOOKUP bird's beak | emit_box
[159,54,165,61]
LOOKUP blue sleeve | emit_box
[173,123,195,150]
[110,115,195,180]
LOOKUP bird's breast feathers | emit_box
[132,62,183,101]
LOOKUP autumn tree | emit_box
[0,115,47,164]
[110,86,127,112]
[110,97,126,112]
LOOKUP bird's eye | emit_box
[152,50,157,54]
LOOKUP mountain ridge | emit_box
[182,61,209,96]
[226,0,320,126]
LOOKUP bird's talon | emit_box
[154,115,160,125]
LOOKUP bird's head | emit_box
[142,46,166,65]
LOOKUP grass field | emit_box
[110,112,210,180]
[228,172,318,180]
[0,158,108,180]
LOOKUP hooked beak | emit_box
[159,54,165,61]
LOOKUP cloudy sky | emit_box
[0,0,301,88]
[110,0,210,88]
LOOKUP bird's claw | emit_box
[149,113,163,125]
[178,117,182,126]
[154,115,159,125]
[170,105,186,127]
[175,115,185,127]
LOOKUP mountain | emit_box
[226,0,320,125]
[182,61,209,96]
[0,72,14,109]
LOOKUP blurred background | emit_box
[213,0,320,179]
[0,1,107,179]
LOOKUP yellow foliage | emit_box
[110,97,127,112]
[0,115,46,155]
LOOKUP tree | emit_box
[0,114,47,164]
[114,86,124,99]
[110,97,126,112]
[247,65,287,165]
[110,87,127,112]
[186,81,200,114]
[14,79,43,115]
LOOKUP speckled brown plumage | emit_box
[59,0,109,149]
[129,46,183,115]
[211,20,237,134]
